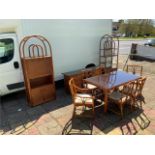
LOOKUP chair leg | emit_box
[142,99,146,104]
[140,101,143,108]
[140,95,146,104]
[120,104,123,119]
[72,106,76,118]
[131,97,135,111]
[92,105,95,117]
[134,95,145,109]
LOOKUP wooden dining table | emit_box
[84,70,141,113]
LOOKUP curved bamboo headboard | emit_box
[19,35,52,58]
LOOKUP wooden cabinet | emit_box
[19,35,56,106]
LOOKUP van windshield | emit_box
[0,38,14,64]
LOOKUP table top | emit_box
[84,70,141,90]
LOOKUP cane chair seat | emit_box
[84,83,97,90]
[75,93,94,104]
[109,91,127,101]
[69,78,95,118]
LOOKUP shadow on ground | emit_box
[0,88,72,135]
[62,117,93,135]
[0,88,151,135]
[62,103,150,135]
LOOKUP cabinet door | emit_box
[43,84,56,102]
[31,88,44,106]
[30,84,55,106]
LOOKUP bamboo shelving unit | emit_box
[19,35,56,106]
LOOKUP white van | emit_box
[0,19,112,96]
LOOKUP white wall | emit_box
[21,19,112,80]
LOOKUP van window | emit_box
[0,38,14,64]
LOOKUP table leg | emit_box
[104,90,108,113]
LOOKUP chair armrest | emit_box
[74,85,92,94]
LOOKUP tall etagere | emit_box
[99,34,119,73]
[19,35,56,106]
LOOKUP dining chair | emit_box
[92,66,104,76]
[91,66,105,100]
[126,64,143,76]
[122,77,147,109]
[73,72,85,88]
[131,77,147,108]
[69,78,95,118]
[83,67,105,101]
[108,82,135,118]
[82,69,97,91]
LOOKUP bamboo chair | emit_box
[83,67,105,101]
[91,66,105,100]
[73,72,85,88]
[108,82,135,118]
[69,78,95,118]
[126,64,143,76]
[131,77,147,108]
[82,69,97,90]
[122,77,147,109]
[92,66,104,76]
[83,66,104,89]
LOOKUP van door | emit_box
[0,33,24,96]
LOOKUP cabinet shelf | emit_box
[31,83,53,90]
[29,73,52,80]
